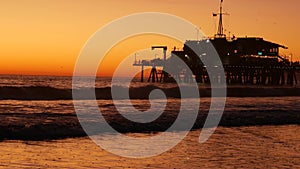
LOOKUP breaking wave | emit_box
[0,85,299,100]
[0,108,299,141]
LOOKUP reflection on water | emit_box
[0,97,299,140]
[0,126,299,168]
[1,97,299,115]
[0,73,299,168]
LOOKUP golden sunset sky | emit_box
[0,0,299,76]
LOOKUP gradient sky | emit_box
[0,0,299,76]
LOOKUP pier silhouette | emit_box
[133,0,298,85]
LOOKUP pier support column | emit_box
[148,66,159,83]
[141,65,144,82]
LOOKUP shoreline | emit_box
[1,125,298,168]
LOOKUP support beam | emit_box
[141,65,144,82]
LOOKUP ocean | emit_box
[0,75,299,168]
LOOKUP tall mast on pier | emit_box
[214,0,227,38]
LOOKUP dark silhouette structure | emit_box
[170,37,297,85]
[168,0,297,85]
[134,0,298,85]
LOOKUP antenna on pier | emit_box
[213,0,229,38]
[134,53,137,64]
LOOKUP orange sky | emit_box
[0,0,299,76]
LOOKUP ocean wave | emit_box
[0,85,299,100]
[0,108,299,141]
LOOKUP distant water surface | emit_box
[0,74,299,168]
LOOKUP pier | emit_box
[132,0,298,85]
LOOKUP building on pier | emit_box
[168,0,297,85]
[171,36,297,85]
[133,0,298,85]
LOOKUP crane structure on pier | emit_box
[133,46,167,82]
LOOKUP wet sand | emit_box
[0,125,299,168]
